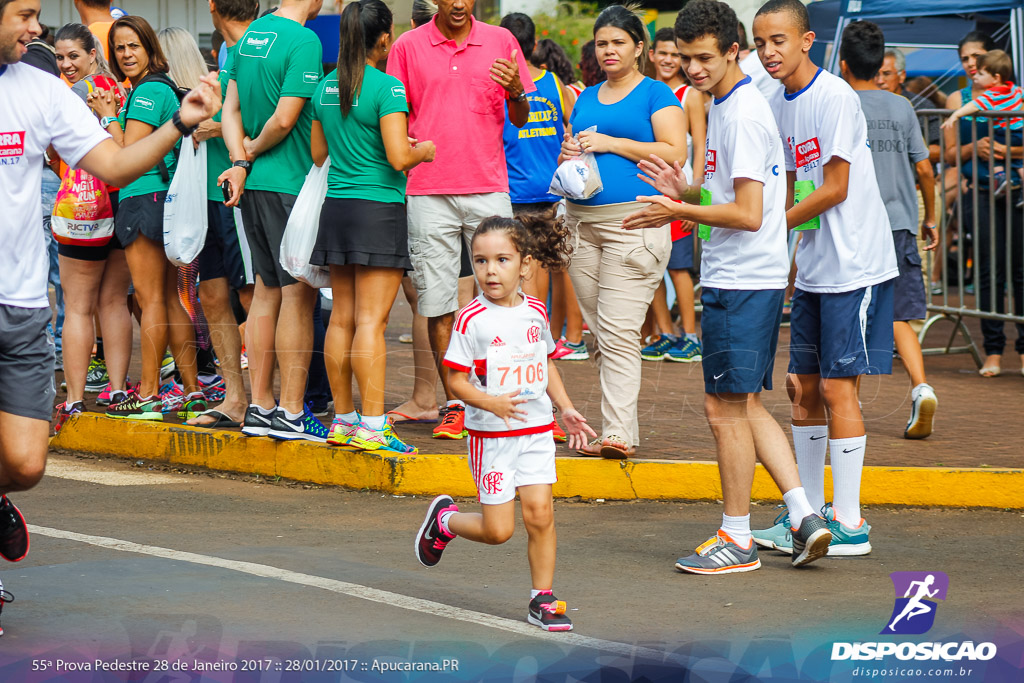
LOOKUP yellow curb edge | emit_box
[50,414,1024,508]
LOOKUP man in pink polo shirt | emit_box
[387,0,535,439]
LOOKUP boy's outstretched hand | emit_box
[559,408,597,450]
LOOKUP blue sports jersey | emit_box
[503,70,566,203]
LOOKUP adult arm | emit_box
[576,104,687,165]
[243,96,308,159]
[916,158,938,251]
[623,177,765,231]
[218,80,247,206]
[491,48,532,128]
[784,157,849,230]
[380,112,435,172]
[310,120,329,167]
[684,87,706,180]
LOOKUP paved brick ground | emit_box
[53,290,1024,469]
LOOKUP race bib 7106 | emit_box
[486,343,548,399]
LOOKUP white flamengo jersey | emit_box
[0,63,109,308]
[443,294,557,437]
[700,76,789,290]
[771,68,898,294]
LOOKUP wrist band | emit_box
[172,110,197,136]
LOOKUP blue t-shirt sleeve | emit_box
[647,79,683,116]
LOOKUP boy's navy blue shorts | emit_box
[701,287,784,394]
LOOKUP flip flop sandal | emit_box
[187,409,241,428]
[386,410,438,425]
[576,438,603,457]
[600,435,635,459]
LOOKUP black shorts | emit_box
[0,305,56,421]
[310,198,412,271]
[57,190,124,261]
[115,191,166,247]
[197,200,251,288]
[239,190,297,288]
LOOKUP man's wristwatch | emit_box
[511,90,527,103]
[172,110,198,136]
[99,116,116,129]
[232,160,252,173]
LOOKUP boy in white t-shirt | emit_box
[752,0,898,556]
[625,0,831,575]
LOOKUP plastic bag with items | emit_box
[163,139,209,266]
[548,126,603,200]
[280,159,331,289]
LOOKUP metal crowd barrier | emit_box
[916,108,1024,368]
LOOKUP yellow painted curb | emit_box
[51,414,1024,508]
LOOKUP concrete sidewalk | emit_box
[50,414,1024,508]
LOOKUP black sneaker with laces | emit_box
[241,405,275,437]
[528,592,573,631]
[0,496,29,562]
[415,495,457,567]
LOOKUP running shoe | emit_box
[101,388,131,409]
[0,496,29,562]
[528,592,573,632]
[178,392,208,420]
[550,338,589,361]
[752,506,792,551]
[268,405,329,442]
[160,351,176,380]
[199,374,226,403]
[326,418,361,447]
[0,579,12,636]
[158,381,185,413]
[84,358,108,394]
[790,514,833,567]
[433,404,467,439]
[823,504,872,556]
[96,380,132,407]
[929,282,943,296]
[641,335,677,361]
[349,423,418,454]
[54,400,85,434]
[415,494,457,567]
[552,420,567,443]
[674,530,760,575]
[240,348,248,370]
[905,383,938,440]
[665,337,702,363]
[241,405,275,437]
[106,394,163,421]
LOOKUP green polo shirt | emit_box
[228,13,323,195]
[118,79,180,199]
[313,66,409,204]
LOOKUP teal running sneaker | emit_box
[665,337,702,363]
[752,505,792,551]
[823,504,872,556]
[641,335,677,361]
[349,423,418,454]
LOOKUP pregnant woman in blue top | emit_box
[559,5,688,458]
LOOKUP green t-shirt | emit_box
[228,13,323,195]
[313,67,409,203]
[118,79,180,199]
[206,44,236,201]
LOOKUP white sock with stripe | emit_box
[830,435,867,525]
[792,425,828,513]
[721,513,752,548]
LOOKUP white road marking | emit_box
[29,525,682,664]
[45,461,190,486]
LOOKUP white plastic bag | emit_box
[280,159,330,288]
[549,126,603,200]
[163,139,209,267]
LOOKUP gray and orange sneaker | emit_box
[674,530,760,575]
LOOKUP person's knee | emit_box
[198,280,231,315]
[2,453,46,492]
[821,378,856,409]
[521,500,554,533]
[480,517,515,545]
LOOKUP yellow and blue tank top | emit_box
[502,70,566,203]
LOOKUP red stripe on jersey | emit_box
[455,300,485,331]
[468,422,556,438]
[524,296,549,321]
[442,359,472,373]
[456,302,486,334]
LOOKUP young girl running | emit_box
[414,209,596,632]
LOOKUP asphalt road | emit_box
[0,452,1020,682]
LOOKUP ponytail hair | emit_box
[336,0,393,114]
[472,206,574,271]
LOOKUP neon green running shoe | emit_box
[326,418,361,447]
[106,393,163,421]
[350,423,418,454]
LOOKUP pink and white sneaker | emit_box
[550,338,589,361]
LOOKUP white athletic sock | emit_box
[782,486,816,527]
[792,425,828,513]
[363,414,387,430]
[252,403,275,416]
[531,589,551,599]
[439,509,456,536]
[283,409,302,421]
[335,411,359,425]
[830,435,867,526]
[685,332,699,344]
[721,513,752,548]
[446,400,465,409]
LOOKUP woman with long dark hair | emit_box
[310,0,435,453]
[103,16,205,422]
[51,23,133,433]
[558,5,687,458]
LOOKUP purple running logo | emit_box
[881,571,949,635]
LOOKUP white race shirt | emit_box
[699,76,789,290]
[444,294,557,436]
[772,68,898,294]
[740,51,781,102]
[0,63,109,308]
